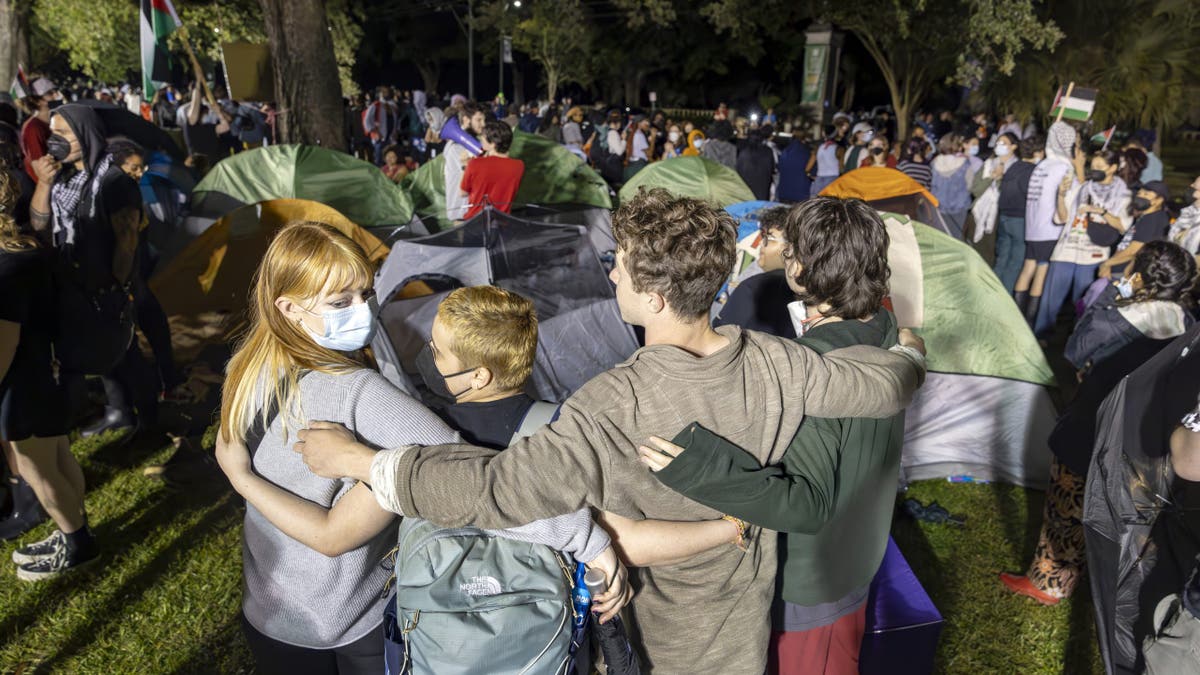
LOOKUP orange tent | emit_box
[819,166,940,206]
[150,198,388,320]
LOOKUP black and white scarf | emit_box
[51,153,114,246]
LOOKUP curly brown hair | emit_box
[0,169,37,252]
[1123,240,1197,309]
[612,187,737,319]
[782,197,890,320]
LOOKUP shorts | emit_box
[1025,240,1057,263]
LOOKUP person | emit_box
[1169,174,1200,256]
[714,206,796,338]
[896,137,933,189]
[701,120,737,170]
[737,128,775,201]
[968,131,1018,255]
[519,103,540,134]
[562,106,586,159]
[598,110,627,186]
[460,120,524,219]
[987,136,1040,293]
[842,122,872,174]
[1126,133,1163,183]
[379,145,405,184]
[624,116,651,181]
[537,107,562,144]
[0,168,96,579]
[1015,121,1079,325]
[810,126,843,197]
[775,134,812,203]
[661,123,684,159]
[1101,181,1172,280]
[713,101,729,121]
[444,102,486,221]
[962,135,984,181]
[1066,241,1196,378]
[294,189,927,675]
[211,222,626,674]
[363,87,399,166]
[180,75,231,162]
[859,134,895,169]
[30,105,158,436]
[1001,242,1196,606]
[681,127,704,158]
[1033,149,1132,338]
[997,113,1023,139]
[1117,146,1148,190]
[18,80,56,185]
[641,197,904,675]
[930,133,972,239]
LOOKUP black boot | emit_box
[1014,290,1030,314]
[0,477,47,541]
[80,407,136,438]
[1024,295,1041,328]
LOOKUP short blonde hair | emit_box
[437,286,538,391]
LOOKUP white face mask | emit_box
[967,145,980,156]
[668,131,681,143]
[994,144,1011,157]
[1116,277,1135,299]
[693,138,703,149]
[301,298,378,351]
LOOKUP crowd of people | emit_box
[1,63,1199,674]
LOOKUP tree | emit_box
[812,0,1062,139]
[257,0,344,146]
[32,0,137,82]
[477,0,594,103]
[983,0,1200,145]
[0,0,31,90]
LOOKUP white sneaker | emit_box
[16,544,99,582]
[12,530,64,565]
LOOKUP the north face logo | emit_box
[460,576,502,597]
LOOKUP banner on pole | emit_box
[222,42,274,102]
[801,44,829,105]
[502,36,513,64]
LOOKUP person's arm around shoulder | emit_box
[298,395,611,530]
[215,431,395,557]
[597,511,742,567]
[762,329,926,419]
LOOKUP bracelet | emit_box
[722,515,749,552]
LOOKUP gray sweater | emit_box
[242,368,610,649]
[370,326,925,673]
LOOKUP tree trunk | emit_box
[622,75,638,108]
[546,68,558,106]
[0,0,29,91]
[895,101,910,143]
[416,59,440,97]
[258,0,345,147]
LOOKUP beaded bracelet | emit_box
[722,515,749,552]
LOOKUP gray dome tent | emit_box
[371,206,637,402]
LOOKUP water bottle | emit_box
[572,562,591,630]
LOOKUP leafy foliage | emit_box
[32,0,137,82]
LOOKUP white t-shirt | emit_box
[631,130,649,162]
[443,140,469,221]
[1025,158,1073,242]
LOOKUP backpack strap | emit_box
[509,401,560,447]
[245,371,311,459]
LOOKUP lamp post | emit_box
[467,0,475,101]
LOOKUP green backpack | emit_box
[392,518,577,675]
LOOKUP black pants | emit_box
[241,614,383,675]
[101,342,159,427]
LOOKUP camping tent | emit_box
[717,191,1057,487]
[618,156,755,207]
[403,131,612,232]
[150,199,389,321]
[371,206,636,403]
[820,167,951,236]
[190,145,415,229]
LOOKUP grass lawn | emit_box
[0,429,1104,674]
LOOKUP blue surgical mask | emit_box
[301,298,378,351]
[1116,277,1135,299]
[994,144,1011,157]
[967,144,980,156]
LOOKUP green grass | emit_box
[0,431,1103,674]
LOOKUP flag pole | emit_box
[1101,126,1114,152]
[1055,82,1074,123]
[176,24,220,111]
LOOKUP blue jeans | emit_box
[993,215,1025,293]
[1034,261,1099,337]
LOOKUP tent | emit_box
[618,156,755,207]
[403,131,612,232]
[190,145,415,229]
[716,193,1057,488]
[150,199,389,321]
[820,167,951,236]
[371,206,636,403]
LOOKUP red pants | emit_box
[767,604,867,675]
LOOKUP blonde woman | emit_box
[0,169,95,580]
[214,221,621,674]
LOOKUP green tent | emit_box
[618,156,755,207]
[403,131,612,231]
[191,145,414,227]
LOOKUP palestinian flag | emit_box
[9,65,29,100]
[1049,85,1097,122]
[141,0,181,95]
[1091,126,1117,149]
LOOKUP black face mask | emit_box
[870,147,884,156]
[47,99,63,111]
[46,134,72,162]
[1085,169,1107,183]
[1131,196,1152,212]
[415,344,473,403]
